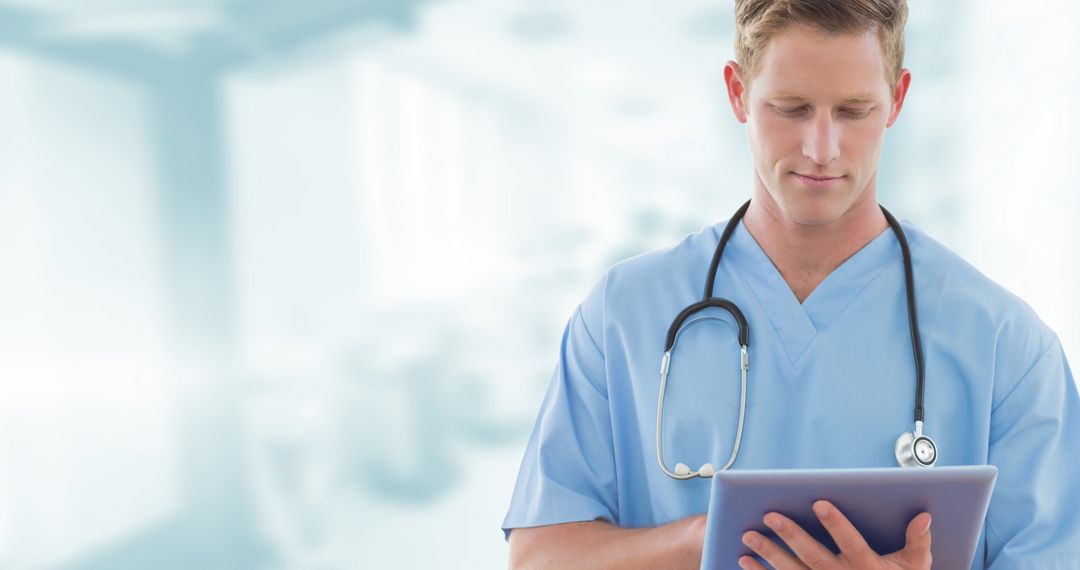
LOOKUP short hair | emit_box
[734,0,909,90]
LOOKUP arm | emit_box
[508,515,706,570]
[983,337,1080,568]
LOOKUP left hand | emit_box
[739,500,932,570]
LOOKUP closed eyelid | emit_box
[771,104,871,117]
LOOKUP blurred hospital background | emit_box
[0,0,1077,567]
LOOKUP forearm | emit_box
[508,515,706,570]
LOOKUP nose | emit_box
[802,113,840,166]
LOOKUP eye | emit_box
[774,105,809,117]
[840,108,871,119]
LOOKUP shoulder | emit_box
[907,222,1050,336]
[577,222,723,341]
[904,222,1058,389]
[606,224,719,293]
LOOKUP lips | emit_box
[794,173,842,181]
[792,172,844,188]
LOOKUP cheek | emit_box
[842,125,886,162]
[749,115,799,162]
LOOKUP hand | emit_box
[738,500,932,570]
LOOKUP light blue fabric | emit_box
[502,218,1080,568]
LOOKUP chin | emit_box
[774,191,850,227]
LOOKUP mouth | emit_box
[792,172,844,188]
[794,172,843,181]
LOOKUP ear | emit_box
[724,61,749,124]
[886,68,912,128]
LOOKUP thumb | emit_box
[899,512,932,567]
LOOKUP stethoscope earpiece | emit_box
[672,462,716,478]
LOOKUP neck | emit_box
[741,182,889,303]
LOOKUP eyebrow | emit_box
[770,93,879,105]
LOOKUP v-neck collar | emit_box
[716,219,904,366]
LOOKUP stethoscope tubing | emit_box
[656,199,936,478]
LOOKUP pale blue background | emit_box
[0,0,1077,568]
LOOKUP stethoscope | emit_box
[656,200,939,480]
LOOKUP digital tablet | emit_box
[701,466,998,570]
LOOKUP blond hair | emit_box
[734,0,908,90]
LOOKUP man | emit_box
[503,1,1080,568]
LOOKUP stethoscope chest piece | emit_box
[895,421,938,468]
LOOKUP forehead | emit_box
[751,25,890,101]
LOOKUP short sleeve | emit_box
[984,337,1080,568]
[501,297,618,541]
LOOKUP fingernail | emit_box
[813,501,830,517]
[924,516,932,534]
[738,558,751,570]
[743,532,759,548]
[764,514,784,530]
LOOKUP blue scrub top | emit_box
[503,218,1080,568]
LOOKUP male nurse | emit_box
[503,1,1080,568]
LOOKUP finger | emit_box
[743,530,808,570]
[898,512,933,567]
[737,555,769,570]
[812,500,877,567]
[763,512,838,569]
